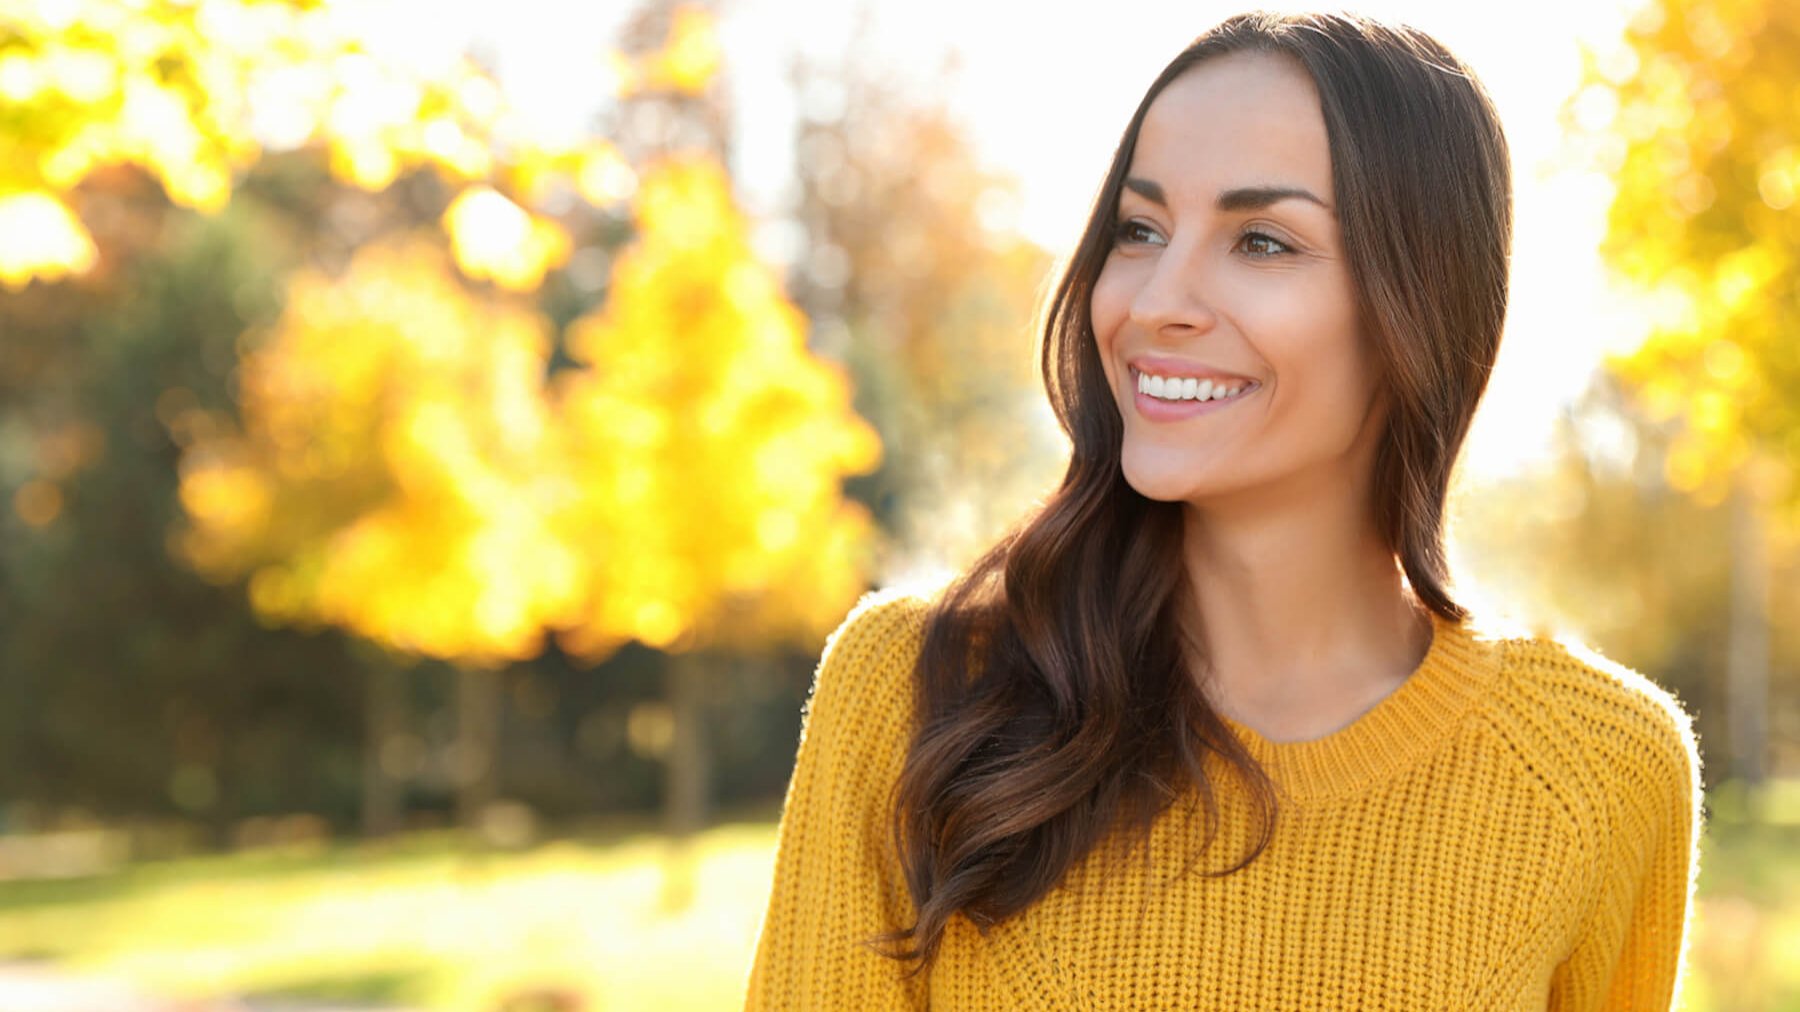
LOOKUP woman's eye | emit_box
[1113,219,1164,246]
[1238,230,1294,257]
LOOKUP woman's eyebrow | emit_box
[1122,177,1170,206]
[1123,176,1332,213]
[1218,185,1332,212]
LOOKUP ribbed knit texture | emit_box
[743,584,1704,1010]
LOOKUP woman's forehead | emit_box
[1130,51,1333,202]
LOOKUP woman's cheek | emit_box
[1232,275,1328,349]
[1089,259,1134,351]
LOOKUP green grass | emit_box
[0,816,784,1011]
[1680,814,1800,1012]
[0,792,1790,1010]
[243,966,431,1006]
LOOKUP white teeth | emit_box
[1136,369,1250,403]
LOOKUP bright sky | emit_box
[443,0,1661,485]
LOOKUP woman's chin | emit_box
[1119,442,1262,504]
[1119,455,1205,503]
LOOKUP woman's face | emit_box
[1090,50,1388,510]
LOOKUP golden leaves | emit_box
[177,155,883,665]
[1584,0,1800,510]
[2,1,259,219]
[554,156,882,658]
[443,185,573,291]
[11,1,878,662]
[612,6,721,97]
[0,190,97,288]
[0,0,684,287]
[177,239,579,665]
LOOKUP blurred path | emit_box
[0,960,422,1012]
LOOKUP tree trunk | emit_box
[1728,473,1769,794]
[664,651,710,840]
[455,665,502,830]
[361,665,405,837]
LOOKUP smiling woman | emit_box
[745,10,1702,1011]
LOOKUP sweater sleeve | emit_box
[1549,678,1704,1011]
[743,590,929,1011]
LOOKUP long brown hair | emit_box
[870,10,1513,977]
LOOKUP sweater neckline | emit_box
[1212,608,1502,803]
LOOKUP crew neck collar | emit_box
[1213,608,1504,803]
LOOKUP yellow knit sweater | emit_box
[743,585,1704,1010]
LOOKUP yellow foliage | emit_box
[1586,0,1800,517]
[178,182,881,664]
[177,239,582,665]
[0,190,97,289]
[443,185,573,291]
[0,2,261,224]
[177,457,273,561]
[0,0,634,287]
[553,155,882,658]
[615,6,721,97]
[13,3,882,666]
[1711,244,1782,312]
[649,6,722,95]
[575,142,637,207]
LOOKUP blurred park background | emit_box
[0,0,1796,1008]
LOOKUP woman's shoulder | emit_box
[822,579,944,663]
[1486,614,1697,763]
[797,577,952,759]
[811,577,949,696]
[1471,609,1701,829]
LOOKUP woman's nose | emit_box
[1128,239,1220,337]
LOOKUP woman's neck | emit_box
[1179,495,1433,742]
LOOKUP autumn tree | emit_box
[175,238,586,827]
[788,50,1063,580]
[0,186,376,843]
[157,1,884,842]
[3,0,888,843]
[1,0,617,834]
[1575,0,1799,784]
[551,155,882,852]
